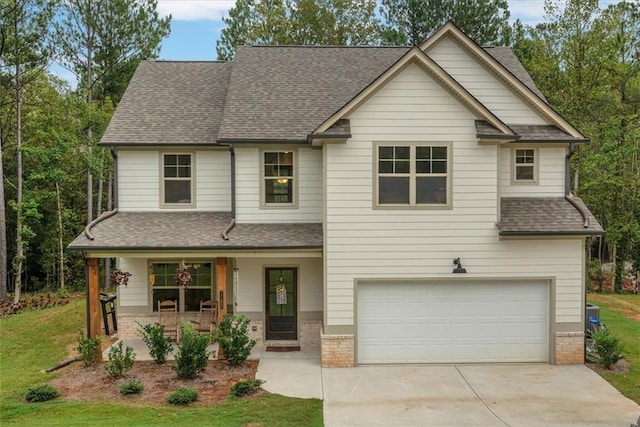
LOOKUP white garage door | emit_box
[357,281,548,364]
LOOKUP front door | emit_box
[265,267,297,341]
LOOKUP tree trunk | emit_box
[86,35,93,225]
[611,244,617,293]
[56,182,65,290]
[13,42,24,305]
[0,139,7,301]
[96,176,103,219]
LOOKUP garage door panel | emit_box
[358,281,549,364]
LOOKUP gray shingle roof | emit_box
[101,61,232,145]
[499,197,603,236]
[475,120,588,142]
[68,212,323,250]
[217,45,409,141]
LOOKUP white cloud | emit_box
[507,0,546,25]
[157,0,235,21]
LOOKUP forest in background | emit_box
[1,0,638,304]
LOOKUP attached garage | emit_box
[357,280,549,364]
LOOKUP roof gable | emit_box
[313,47,515,138]
[421,22,585,139]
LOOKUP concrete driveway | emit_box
[322,364,640,427]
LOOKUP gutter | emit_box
[222,143,236,240]
[564,143,589,228]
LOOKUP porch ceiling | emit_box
[68,211,323,252]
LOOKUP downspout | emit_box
[110,147,119,210]
[222,143,236,240]
[565,143,589,228]
[83,148,120,240]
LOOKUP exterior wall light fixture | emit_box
[453,258,467,273]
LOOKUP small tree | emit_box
[592,328,624,369]
[214,314,257,366]
[104,341,135,378]
[173,323,209,379]
[137,322,173,364]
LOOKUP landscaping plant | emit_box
[76,330,101,367]
[137,322,173,364]
[592,327,624,369]
[173,323,210,379]
[167,387,198,405]
[119,378,144,395]
[214,314,257,366]
[104,341,136,378]
[25,384,59,402]
[229,379,264,398]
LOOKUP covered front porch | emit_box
[68,211,324,351]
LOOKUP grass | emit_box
[0,297,323,426]
[587,293,640,404]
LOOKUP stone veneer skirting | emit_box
[116,314,321,348]
[321,332,355,367]
[555,331,584,365]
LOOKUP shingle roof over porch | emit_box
[498,197,604,236]
[68,212,323,250]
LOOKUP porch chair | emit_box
[189,299,217,338]
[157,299,179,342]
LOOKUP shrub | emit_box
[76,330,102,367]
[137,322,173,364]
[214,315,257,366]
[167,387,198,405]
[592,327,624,369]
[173,323,210,379]
[120,378,144,395]
[104,341,136,378]
[229,379,264,398]
[25,384,59,402]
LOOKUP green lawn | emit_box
[587,293,640,404]
[0,298,323,426]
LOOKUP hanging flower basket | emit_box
[110,269,132,287]
[174,267,193,288]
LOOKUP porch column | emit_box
[216,257,227,325]
[87,258,102,359]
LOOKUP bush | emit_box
[229,379,264,398]
[120,378,144,395]
[592,327,624,369]
[76,330,102,367]
[25,384,59,402]
[105,341,136,378]
[167,387,198,405]
[173,323,210,379]
[214,315,257,366]
[137,322,173,364]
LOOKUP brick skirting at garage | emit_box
[555,331,584,364]
[321,332,354,367]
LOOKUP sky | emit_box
[51,0,625,84]
[154,0,626,61]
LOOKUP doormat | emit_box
[266,346,301,352]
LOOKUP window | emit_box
[263,151,295,205]
[162,154,193,205]
[151,262,212,312]
[377,144,449,206]
[514,149,536,182]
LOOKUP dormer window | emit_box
[263,151,295,206]
[162,153,194,207]
[513,148,537,183]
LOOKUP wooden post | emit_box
[87,257,102,361]
[216,258,227,360]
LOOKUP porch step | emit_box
[264,341,300,351]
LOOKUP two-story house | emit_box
[70,23,603,367]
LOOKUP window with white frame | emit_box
[162,153,193,205]
[514,148,536,182]
[377,144,449,206]
[263,151,295,205]
[151,262,213,312]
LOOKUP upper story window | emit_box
[376,143,450,207]
[162,153,194,207]
[263,151,295,206]
[513,148,537,183]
